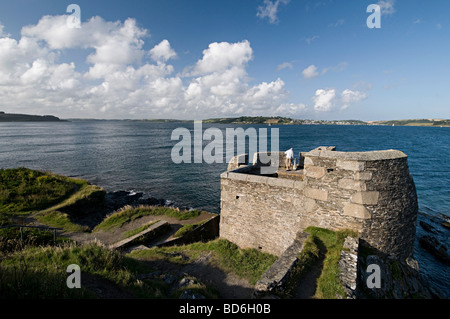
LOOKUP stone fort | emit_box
[219,146,419,259]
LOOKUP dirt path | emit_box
[142,252,255,299]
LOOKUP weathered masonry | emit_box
[219,147,418,259]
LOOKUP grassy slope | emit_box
[0,239,276,298]
[0,168,104,233]
[0,168,82,216]
[93,205,203,232]
[129,239,277,286]
[0,242,159,298]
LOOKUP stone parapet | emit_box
[220,147,418,259]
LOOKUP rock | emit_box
[420,221,437,234]
[178,277,197,288]
[419,235,450,264]
[442,221,450,230]
[179,289,206,299]
[163,274,177,285]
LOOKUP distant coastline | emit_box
[0,111,65,122]
[2,113,449,127]
[134,116,450,127]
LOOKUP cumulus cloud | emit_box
[302,65,319,79]
[257,0,290,24]
[313,89,336,112]
[187,40,253,76]
[149,39,177,62]
[341,89,367,110]
[313,88,367,112]
[0,15,298,119]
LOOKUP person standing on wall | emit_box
[285,148,294,171]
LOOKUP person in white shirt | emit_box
[285,148,294,171]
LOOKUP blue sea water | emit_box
[0,121,448,297]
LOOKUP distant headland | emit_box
[201,116,450,127]
[0,111,65,122]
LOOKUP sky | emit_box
[0,0,449,120]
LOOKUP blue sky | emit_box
[0,0,449,120]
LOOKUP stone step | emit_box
[109,220,169,250]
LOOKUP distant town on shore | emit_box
[1,111,449,127]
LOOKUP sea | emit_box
[0,120,448,297]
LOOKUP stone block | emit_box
[351,191,379,205]
[305,166,326,179]
[246,174,269,184]
[304,187,328,202]
[343,203,371,219]
[336,159,365,171]
[293,181,306,190]
[354,171,373,181]
[304,198,317,212]
[267,177,294,188]
[227,172,248,181]
[304,157,314,166]
[338,178,366,191]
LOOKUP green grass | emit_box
[129,238,277,285]
[305,227,358,299]
[35,211,90,233]
[173,220,208,238]
[0,167,84,216]
[0,168,104,235]
[0,227,71,253]
[94,205,202,232]
[0,242,164,299]
[38,184,104,215]
[0,239,275,298]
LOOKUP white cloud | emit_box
[302,65,319,79]
[149,39,177,62]
[377,0,395,15]
[321,62,348,75]
[341,89,367,110]
[0,22,7,37]
[313,89,336,112]
[302,62,347,79]
[305,35,319,45]
[313,88,367,112]
[0,15,297,119]
[329,19,345,28]
[187,40,253,76]
[257,0,290,24]
[275,103,306,115]
[277,62,293,71]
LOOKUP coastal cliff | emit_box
[0,111,65,122]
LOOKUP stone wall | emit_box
[219,147,418,259]
[220,170,306,256]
